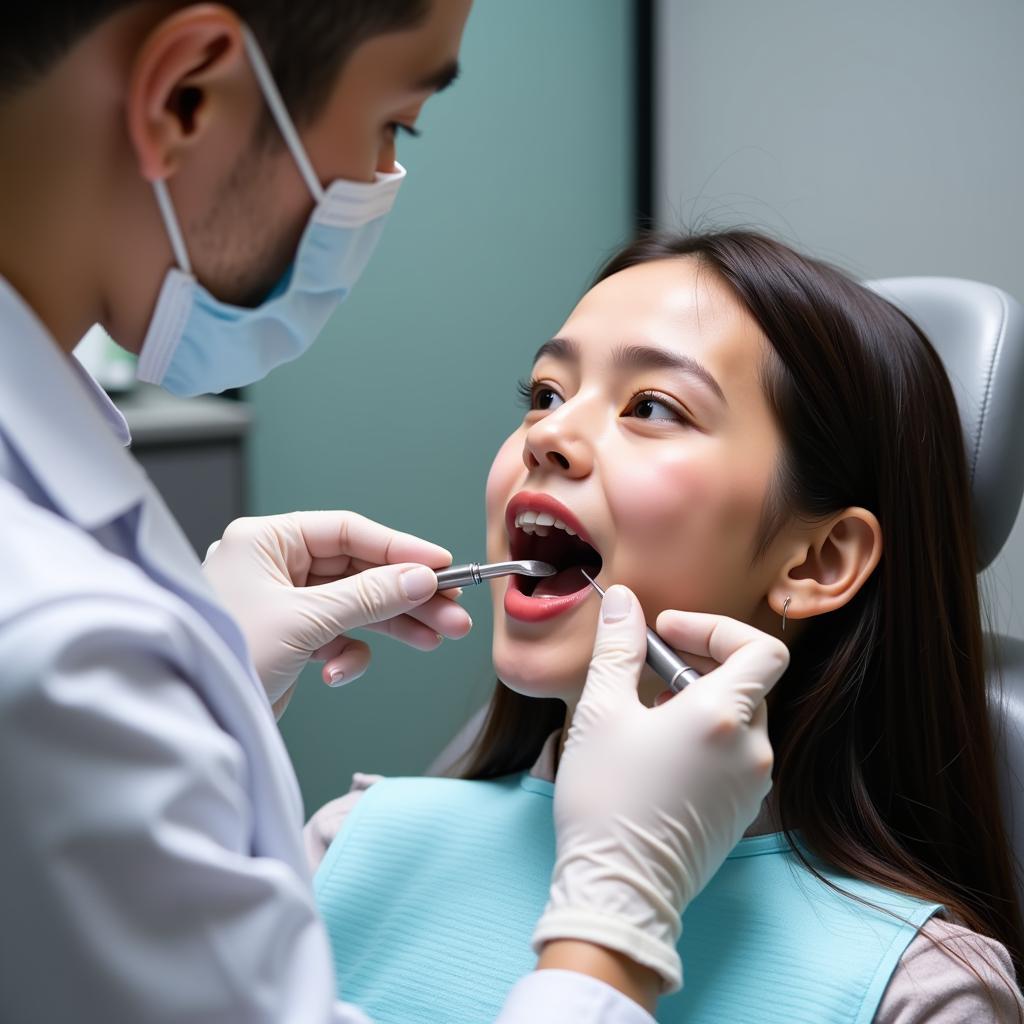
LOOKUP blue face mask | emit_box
[137,26,405,397]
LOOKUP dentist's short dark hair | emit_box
[3,1,430,120]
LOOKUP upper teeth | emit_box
[514,509,577,537]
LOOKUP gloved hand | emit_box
[202,511,471,716]
[534,585,789,993]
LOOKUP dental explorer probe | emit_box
[434,560,556,590]
[581,571,702,694]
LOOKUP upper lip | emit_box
[504,491,598,552]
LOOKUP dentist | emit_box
[0,3,788,1022]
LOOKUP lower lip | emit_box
[503,578,594,623]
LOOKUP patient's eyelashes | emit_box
[623,391,690,425]
[517,377,563,412]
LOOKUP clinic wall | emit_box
[655,0,1024,640]
[248,0,633,816]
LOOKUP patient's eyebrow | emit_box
[531,338,726,406]
[532,337,580,365]
[613,344,727,405]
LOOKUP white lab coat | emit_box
[0,278,653,1024]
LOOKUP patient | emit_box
[307,231,1024,1022]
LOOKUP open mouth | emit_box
[504,492,603,622]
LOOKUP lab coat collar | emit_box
[0,276,253,696]
[0,276,147,530]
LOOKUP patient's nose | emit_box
[523,408,594,479]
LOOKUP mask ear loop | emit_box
[240,25,326,205]
[152,178,193,275]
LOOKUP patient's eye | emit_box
[535,387,563,411]
[624,392,686,423]
[517,378,564,412]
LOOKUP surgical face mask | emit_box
[137,26,405,397]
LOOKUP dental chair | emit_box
[869,277,1024,903]
[428,276,1024,901]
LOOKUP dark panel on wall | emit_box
[634,0,656,229]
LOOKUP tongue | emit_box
[531,565,593,598]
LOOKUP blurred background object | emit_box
[76,322,137,393]
[117,385,251,557]
[75,327,252,560]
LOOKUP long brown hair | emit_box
[461,230,1024,985]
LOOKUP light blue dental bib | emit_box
[314,774,941,1023]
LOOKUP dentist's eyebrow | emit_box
[415,59,461,94]
[613,344,727,405]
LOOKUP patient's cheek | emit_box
[606,451,763,615]
[608,450,716,539]
[485,435,523,517]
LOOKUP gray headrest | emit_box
[866,278,1024,570]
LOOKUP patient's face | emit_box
[486,257,789,704]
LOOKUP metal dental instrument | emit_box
[435,560,556,591]
[581,570,702,694]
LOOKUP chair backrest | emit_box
[868,277,1024,901]
[867,278,1024,570]
[432,276,1024,902]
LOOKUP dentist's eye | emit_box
[624,391,688,423]
[517,377,564,412]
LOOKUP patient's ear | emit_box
[767,507,882,625]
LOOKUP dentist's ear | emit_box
[767,507,883,628]
[125,6,250,182]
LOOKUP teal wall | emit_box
[248,0,633,817]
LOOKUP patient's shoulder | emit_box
[304,772,385,872]
[875,915,1022,1023]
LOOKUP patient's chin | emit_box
[492,639,586,703]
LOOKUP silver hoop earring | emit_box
[782,596,792,632]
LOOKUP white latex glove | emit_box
[202,511,471,716]
[534,584,789,993]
